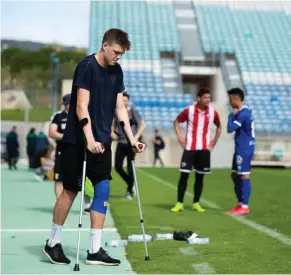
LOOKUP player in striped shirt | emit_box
[227,88,255,215]
[171,88,222,213]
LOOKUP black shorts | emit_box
[61,143,112,192]
[54,151,63,182]
[179,150,211,174]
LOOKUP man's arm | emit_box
[132,108,146,142]
[49,123,63,140]
[134,119,146,141]
[115,93,143,152]
[111,119,119,141]
[76,88,104,153]
[174,107,188,147]
[227,110,245,133]
[49,113,63,140]
[209,110,222,149]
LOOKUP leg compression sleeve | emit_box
[91,179,110,214]
[194,172,204,203]
[178,172,189,203]
[242,178,251,205]
[232,175,243,203]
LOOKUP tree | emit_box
[1,46,87,106]
[1,66,12,90]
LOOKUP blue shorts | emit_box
[232,153,253,175]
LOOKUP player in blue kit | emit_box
[227,88,255,215]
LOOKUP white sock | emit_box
[242,204,248,209]
[48,223,62,247]
[89,229,102,254]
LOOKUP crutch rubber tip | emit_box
[73,264,80,271]
[145,256,150,261]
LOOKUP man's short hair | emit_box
[197,87,211,98]
[123,92,130,100]
[102,28,131,51]
[228,88,244,101]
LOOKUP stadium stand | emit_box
[194,2,291,133]
[89,1,191,129]
[88,1,291,135]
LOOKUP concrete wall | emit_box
[61,79,73,97]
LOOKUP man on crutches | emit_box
[42,28,145,267]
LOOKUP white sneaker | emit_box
[132,186,136,197]
[122,192,133,200]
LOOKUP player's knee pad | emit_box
[91,179,110,214]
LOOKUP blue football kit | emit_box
[227,106,255,175]
[227,105,255,208]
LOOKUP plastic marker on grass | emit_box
[128,234,153,242]
[105,240,128,247]
[187,238,209,244]
[187,233,209,244]
[187,233,209,245]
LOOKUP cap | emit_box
[62,93,71,105]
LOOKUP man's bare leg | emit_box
[54,181,63,200]
[43,189,77,264]
[47,189,78,247]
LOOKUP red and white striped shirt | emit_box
[176,104,221,151]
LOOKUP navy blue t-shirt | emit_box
[62,54,125,146]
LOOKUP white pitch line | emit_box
[193,263,216,274]
[160,226,174,231]
[138,169,291,246]
[1,228,117,232]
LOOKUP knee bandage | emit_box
[91,179,110,214]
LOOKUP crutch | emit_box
[120,120,150,261]
[74,118,89,272]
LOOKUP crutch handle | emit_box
[79,118,89,146]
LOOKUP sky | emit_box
[1,0,290,48]
[1,0,90,48]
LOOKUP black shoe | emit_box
[42,240,71,264]
[85,248,121,266]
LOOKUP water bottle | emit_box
[187,237,209,244]
[104,240,128,247]
[155,233,173,240]
[128,234,153,242]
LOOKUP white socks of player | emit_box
[48,223,62,247]
[89,229,102,254]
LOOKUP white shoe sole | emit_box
[85,260,120,266]
[42,249,69,265]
